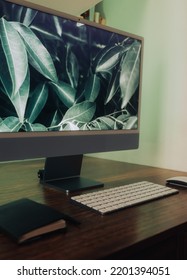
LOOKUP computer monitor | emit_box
[0,0,144,193]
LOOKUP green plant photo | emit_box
[0,0,141,133]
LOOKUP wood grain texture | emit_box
[0,156,187,260]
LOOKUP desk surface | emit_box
[0,156,187,260]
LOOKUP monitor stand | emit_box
[38,155,104,194]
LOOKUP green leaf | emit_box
[100,117,115,129]
[120,41,141,109]
[62,101,96,123]
[105,70,120,105]
[116,111,130,122]
[84,74,100,102]
[62,122,80,131]
[26,82,48,123]
[66,45,79,88]
[10,70,30,123]
[50,81,76,108]
[52,16,63,37]
[0,116,22,132]
[12,22,58,83]
[50,110,62,126]
[125,116,138,129]
[0,18,28,96]
[95,45,124,73]
[22,8,38,26]
[0,120,10,132]
[95,116,115,130]
[30,26,61,42]
[24,122,47,131]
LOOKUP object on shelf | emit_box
[81,8,106,24]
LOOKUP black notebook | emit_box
[0,198,66,244]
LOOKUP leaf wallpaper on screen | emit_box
[0,0,141,132]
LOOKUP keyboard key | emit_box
[71,181,179,214]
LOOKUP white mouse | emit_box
[166,176,187,187]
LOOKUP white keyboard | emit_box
[71,181,179,214]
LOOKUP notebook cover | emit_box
[0,198,66,243]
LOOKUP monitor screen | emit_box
[0,0,143,191]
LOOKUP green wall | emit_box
[94,0,187,171]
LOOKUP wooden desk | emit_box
[0,156,187,260]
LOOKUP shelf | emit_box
[25,0,102,16]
